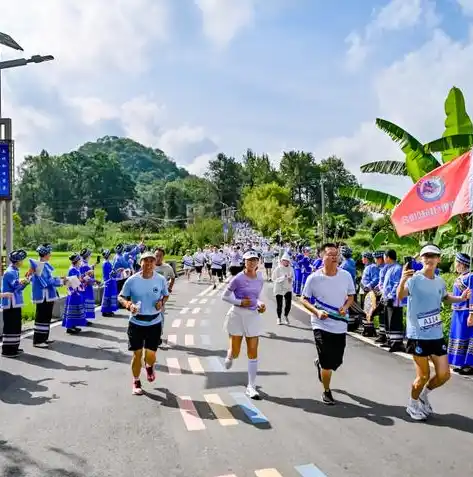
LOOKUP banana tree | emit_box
[424,86,473,160]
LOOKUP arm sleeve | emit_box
[347,273,356,295]
[406,275,416,296]
[368,266,380,289]
[301,274,314,298]
[221,288,242,306]
[119,278,131,298]
[161,277,169,298]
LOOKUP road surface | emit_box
[1,275,473,477]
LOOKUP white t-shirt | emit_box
[302,268,356,334]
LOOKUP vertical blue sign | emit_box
[0,141,12,200]
[223,223,228,233]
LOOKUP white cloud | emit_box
[320,28,473,197]
[186,152,216,176]
[194,0,255,47]
[345,0,439,70]
[458,0,473,15]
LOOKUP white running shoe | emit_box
[419,390,433,415]
[246,384,260,400]
[284,316,290,325]
[224,356,233,370]
[406,399,428,421]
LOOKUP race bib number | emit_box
[417,310,441,330]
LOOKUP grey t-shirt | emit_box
[155,263,176,282]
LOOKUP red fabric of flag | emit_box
[391,151,472,236]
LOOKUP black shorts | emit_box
[264,263,273,269]
[211,268,222,277]
[195,266,203,273]
[229,266,243,276]
[128,321,162,352]
[313,329,346,371]
[406,338,447,357]
[206,263,211,270]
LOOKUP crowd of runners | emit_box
[1,224,472,421]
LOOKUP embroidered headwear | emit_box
[80,248,91,259]
[36,243,52,257]
[340,246,352,258]
[9,249,27,263]
[102,249,111,260]
[456,252,470,267]
[69,253,81,263]
[115,243,124,254]
[373,251,385,259]
[362,251,373,259]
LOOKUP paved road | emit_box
[1,275,473,477]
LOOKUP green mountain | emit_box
[77,135,189,183]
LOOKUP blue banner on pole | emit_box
[223,223,228,233]
[0,141,12,200]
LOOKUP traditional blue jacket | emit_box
[361,263,379,290]
[2,265,29,308]
[31,261,62,303]
[341,257,357,284]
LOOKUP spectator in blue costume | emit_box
[113,243,131,297]
[31,244,64,348]
[62,253,87,335]
[292,253,303,296]
[373,250,388,344]
[101,249,118,317]
[1,250,28,357]
[79,248,97,325]
[448,252,473,375]
[299,248,313,290]
[340,246,356,286]
[360,251,378,337]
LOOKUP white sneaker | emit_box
[246,384,260,400]
[419,390,433,415]
[224,356,233,370]
[284,316,290,325]
[406,399,428,421]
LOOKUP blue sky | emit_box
[2,0,473,197]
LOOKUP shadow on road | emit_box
[18,353,106,373]
[260,388,473,434]
[144,387,272,430]
[86,323,128,333]
[50,340,130,365]
[0,372,56,406]
[0,440,93,476]
[261,331,313,345]
[80,330,127,344]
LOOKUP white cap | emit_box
[420,244,441,256]
[281,253,291,262]
[243,250,259,260]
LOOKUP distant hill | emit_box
[78,136,189,183]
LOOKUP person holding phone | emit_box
[397,244,471,421]
[222,250,266,400]
[118,251,169,396]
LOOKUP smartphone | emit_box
[404,256,413,269]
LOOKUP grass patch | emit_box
[10,252,181,322]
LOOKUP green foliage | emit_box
[441,86,473,163]
[339,186,400,213]
[360,160,407,176]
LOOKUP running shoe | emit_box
[322,390,335,405]
[419,391,433,415]
[132,379,143,395]
[284,316,290,325]
[145,365,156,383]
[406,399,428,421]
[277,317,282,325]
[246,384,261,400]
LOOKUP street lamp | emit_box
[0,31,54,266]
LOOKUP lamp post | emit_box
[0,31,54,268]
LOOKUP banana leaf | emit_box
[339,186,400,213]
[441,87,473,162]
[376,118,441,182]
[360,160,407,176]
[424,134,473,155]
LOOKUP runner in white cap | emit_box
[398,244,471,420]
[222,250,266,399]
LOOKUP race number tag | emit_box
[417,309,441,330]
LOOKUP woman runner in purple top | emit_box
[222,250,266,399]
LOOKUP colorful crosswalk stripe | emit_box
[295,464,327,477]
[188,357,205,374]
[198,285,213,296]
[215,474,237,477]
[206,356,225,371]
[201,334,211,346]
[185,334,195,346]
[229,392,268,424]
[255,469,284,477]
[186,318,196,327]
[167,334,177,345]
[192,307,200,314]
[166,357,181,375]
[204,394,238,426]
[200,319,209,327]
[180,307,189,314]
[171,319,181,328]
[177,396,206,431]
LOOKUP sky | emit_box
[1,0,473,198]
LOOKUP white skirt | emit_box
[184,265,192,270]
[224,306,262,337]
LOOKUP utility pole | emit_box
[320,177,326,243]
